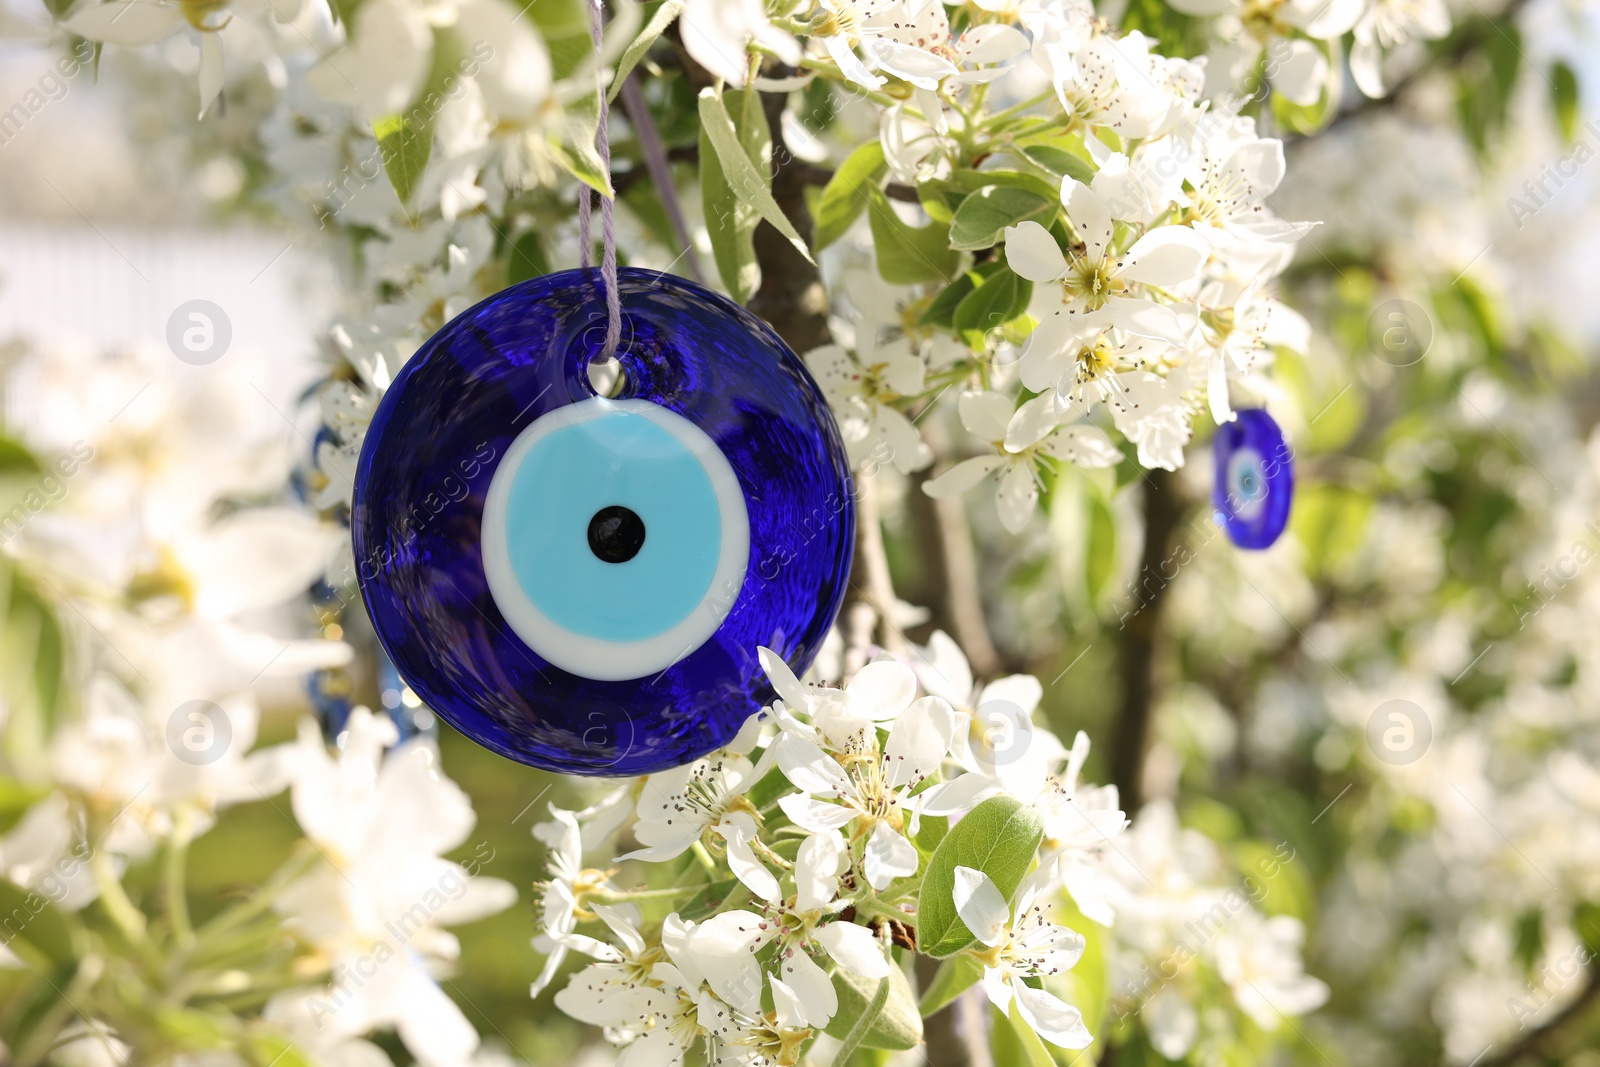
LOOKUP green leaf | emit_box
[917,795,1045,958]
[676,878,749,923]
[915,812,949,856]
[812,141,887,251]
[154,1006,236,1049]
[1574,902,1600,957]
[1455,20,1523,155]
[0,780,49,836]
[921,267,985,329]
[0,880,78,970]
[368,27,471,209]
[522,0,590,80]
[918,954,984,1016]
[866,187,959,285]
[946,168,1061,202]
[949,186,1056,252]
[371,111,433,209]
[698,87,770,301]
[953,267,1032,342]
[1230,840,1314,923]
[829,973,891,1063]
[5,960,82,1067]
[1269,87,1334,137]
[557,89,615,198]
[698,87,813,268]
[827,961,922,1050]
[324,0,364,26]
[1000,1001,1058,1067]
[1,562,66,771]
[0,437,42,477]
[1022,145,1096,186]
[1551,60,1580,143]
[1289,485,1372,579]
[1043,896,1110,1053]
[245,1032,314,1067]
[607,0,684,103]
[1084,488,1117,606]
[507,231,551,285]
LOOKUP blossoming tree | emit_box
[0,0,1595,1063]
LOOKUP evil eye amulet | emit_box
[1212,408,1293,550]
[352,268,854,776]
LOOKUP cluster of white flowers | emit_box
[749,0,1319,533]
[0,0,1352,1060]
[525,630,1331,1064]
[49,0,1315,538]
[0,340,524,1067]
[1166,0,1450,104]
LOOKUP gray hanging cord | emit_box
[576,0,621,361]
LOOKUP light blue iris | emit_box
[501,409,722,642]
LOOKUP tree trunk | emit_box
[1109,469,1182,813]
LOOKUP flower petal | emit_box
[884,696,958,788]
[759,645,810,710]
[1004,393,1061,453]
[775,738,851,796]
[795,831,847,912]
[1003,222,1069,283]
[1120,226,1209,288]
[1019,309,1077,392]
[919,772,997,816]
[64,1,182,44]
[816,921,891,978]
[197,33,224,119]
[770,976,809,1030]
[1272,39,1328,107]
[779,793,857,832]
[959,389,1015,441]
[847,660,918,723]
[781,948,839,1027]
[952,866,1010,947]
[863,821,919,890]
[915,630,973,706]
[995,461,1039,533]
[1061,179,1113,263]
[1015,980,1093,1048]
[1039,425,1122,468]
[1104,296,1188,346]
[924,455,1005,499]
[716,812,780,903]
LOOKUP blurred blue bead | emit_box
[352,267,854,776]
[1212,408,1293,550]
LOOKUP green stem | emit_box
[589,884,705,903]
[193,843,318,946]
[851,893,912,925]
[986,90,1059,127]
[165,806,196,949]
[90,845,162,969]
[785,55,902,108]
[91,848,146,940]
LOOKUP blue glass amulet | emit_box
[1212,408,1294,550]
[352,268,854,775]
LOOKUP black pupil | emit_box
[587,505,646,563]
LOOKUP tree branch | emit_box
[907,443,1006,678]
[1478,968,1600,1067]
[747,87,832,353]
[1109,470,1183,812]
